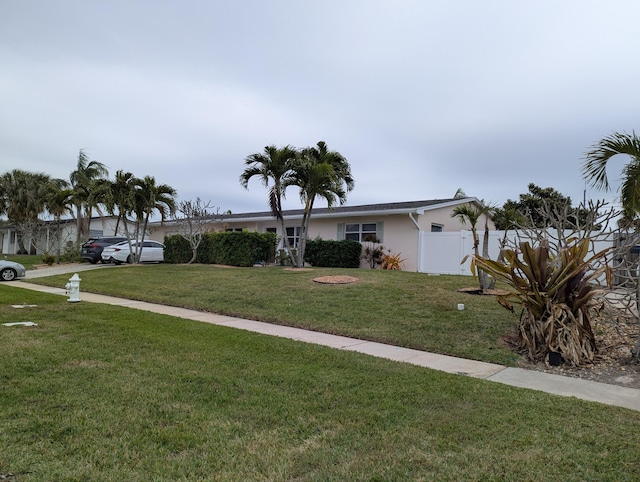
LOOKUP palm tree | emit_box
[102,170,138,237]
[69,149,109,246]
[582,131,640,359]
[452,203,494,290]
[582,131,640,222]
[240,145,299,265]
[288,141,354,267]
[44,179,74,263]
[0,169,52,253]
[130,176,176,263]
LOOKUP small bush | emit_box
[61,242,81,263]
[361,237,385,268]
[304,239,362,268]
[381,252,406,270]
[41,254,55,266]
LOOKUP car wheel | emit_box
[89,258,98,264]
[126,255,133,264]
[113,258,122,265]
[1,268,17,281]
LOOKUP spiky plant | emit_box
[473,239,611,366]
[381,252,406,270]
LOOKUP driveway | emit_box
[25,263,113,279]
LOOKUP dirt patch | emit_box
[457,287,511,296]
[517,310,640,389]
[313,275,359,285]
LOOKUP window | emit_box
[431,224,443,232]
[286,226,301,247]
[225,228,244,232]
[266,228,277,234]
[344,222,382,242]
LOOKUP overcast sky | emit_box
[2,1,639,214]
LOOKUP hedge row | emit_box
[164,231,278,267]
[304,239,362,268]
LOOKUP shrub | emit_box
[304,239,362,268]
[163,235,192,264]
[473,238,610,366]
[41,254,55,266]
[381,252,406,270]
[361,237,385,268]
[61,241,81,263]
[190,231,277,267]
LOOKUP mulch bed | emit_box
[312,275,359,285]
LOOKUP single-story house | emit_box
[150,197,493,272]
[0,217,120,255]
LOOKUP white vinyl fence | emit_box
[418,230,613,275]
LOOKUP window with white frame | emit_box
[286,226,301,247]
[431,224,443,232]
[344,223,381,242]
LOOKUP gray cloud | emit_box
[2,0,638,214]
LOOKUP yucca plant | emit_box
[472,238,611,366]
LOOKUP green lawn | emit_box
[1,285,640,481]
[25,263,520,365]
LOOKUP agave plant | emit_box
[472,238,611,366]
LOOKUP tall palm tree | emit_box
[44,178,74,263]
[582,131,640,222]
[102,170,138,237]
[240,145,299,265]
[69,149,109,246]
[288,141,354,267]
[130,176,176,263]
[0,169,52,253]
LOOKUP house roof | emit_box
[213,197,481,223]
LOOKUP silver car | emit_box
[0,260,27,281]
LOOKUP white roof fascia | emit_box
[155,197,484,225]
[282,197,482,220]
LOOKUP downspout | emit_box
[408,212,422,272]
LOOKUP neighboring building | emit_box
[151,197,493,272]
[0,217,120,255]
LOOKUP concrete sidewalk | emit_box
[6,264,640,412]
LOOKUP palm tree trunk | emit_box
[297,198,314,268]
[481,221,493,289]
[75,204,82,247]
[55,216,62,264]
[279,217,297,266]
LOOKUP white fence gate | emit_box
[418,230,613,275]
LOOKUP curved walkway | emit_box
[6,264,640,412]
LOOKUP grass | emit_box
[25,263,521,365]
[1,286,640,481]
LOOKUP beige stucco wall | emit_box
[147,201,494,272]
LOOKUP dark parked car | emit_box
[81,236,127,263]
